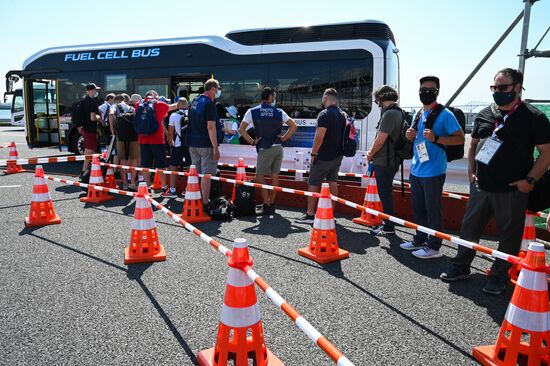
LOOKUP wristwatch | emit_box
[311,153,318,157]
[525,176,537,185]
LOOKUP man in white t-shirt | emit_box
[163,98,190,197]
[239,87,297,215]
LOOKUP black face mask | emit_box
[492,91,516,106]
[419,89,437,105]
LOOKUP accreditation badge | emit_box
[475,137,502,165]
[416,141,430,163]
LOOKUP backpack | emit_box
[134,100,159,135]
[71,100,87,128]
[206,196,232,221]
[174,110,188,141]
[385,105,415,161]
[116,106,137,141]
[230,185,256,217]
[342,119,357,157]
[422,104,466,162]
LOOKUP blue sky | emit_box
[1,0,549,106]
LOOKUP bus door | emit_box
[25,79,60,149]
[170,74,210,103]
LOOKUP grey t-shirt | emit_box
[373,108,403,167]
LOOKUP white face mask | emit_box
[94,91,99,98]
[215,89,221,99]
[271,99,276,107]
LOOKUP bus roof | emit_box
[22,20,394,71]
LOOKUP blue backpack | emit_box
[134,100,159,135]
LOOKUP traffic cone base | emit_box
[80,185,116,204]
[182,199,211,223]
[197,342,284,366]
[124,229,166,265]
[25,202,61,227]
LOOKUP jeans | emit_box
[374,164,398,230]
[410,174,446,250]
[450,181,528,279]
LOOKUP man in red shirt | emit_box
[136,90,177,193]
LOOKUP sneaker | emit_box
[370,225,395,236]
[160,187,176,198]
[256,204,275,216]
[440,267,471,282]
[412,247,443,259]
[483,276,507,295]
[296,213,315,224]
[399,241,425,251]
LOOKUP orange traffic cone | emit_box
[151,171,162,190]
[80,156,115,204]
[6,141,24,174]
[25,165,61,227]
[298,183,349,264]
[231,158,247,203]
[473,242,549,366]
[508,212,536,284]
[181,165,211,223]
[124,183,166,265]
[352,172,383,227]
[197,238,284,366]
[104,166,118,189]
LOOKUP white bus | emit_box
[5,20,398,168]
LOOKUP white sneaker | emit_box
[412,247,443,259]
[399,241,425,251]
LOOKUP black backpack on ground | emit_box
[230,185,256,217]
[209,170,223,201]
[422,104,466,162]
[116,106,137,141]
[206,196,232,221]
[71,100,87,128]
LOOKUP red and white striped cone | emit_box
[473,242,549,366]
[197,238,283,366]
[6,141,24,174]
[80,156,115,204]
[25,165,61,227]
[181,165,211,223]
[124,183,166,265]
[231,158,247,203]
[352,172,383,227]
[151,171,162,191]
[508,212,537,284]
[298,183,349,264]
[104,166,118,189]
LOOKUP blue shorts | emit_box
[140,144,167,168]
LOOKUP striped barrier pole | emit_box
[43,175,138,198]
[330,194,550,274]
[144,197,354,366]
[0,154,95,167]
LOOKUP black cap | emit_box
[419,76,440,89]
[85,83,101,91]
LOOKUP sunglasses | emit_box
[419,87,438,93]
[489,83,516,92]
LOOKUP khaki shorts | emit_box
[256,145,284,176]
[116,140,140,161]
[189,147,218,175]
[308,156,343,186]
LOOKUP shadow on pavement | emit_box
[243,213,308,238]
[0,197,77,210]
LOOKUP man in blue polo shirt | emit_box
[400,76,465,259]
[186,79,222,206]
[239,87,297,215]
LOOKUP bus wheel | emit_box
[70,131,85,155]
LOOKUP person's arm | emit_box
[168,125,175,147]
[367,132,389,161]
[510,143,550,193]
[109,109,116,136]
[468,138,479,183]
[207,120,220,159]
[279,118,297,142]
[310,127,327,163]
[423,112,465,146]
[238,121,254,145]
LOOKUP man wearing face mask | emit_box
[441,68,550,295]
[400,76,465,259]
[239,87,297,215]
[186,79,223,207]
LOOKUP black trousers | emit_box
[450,181,528,279]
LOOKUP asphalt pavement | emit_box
[0,127,535,366]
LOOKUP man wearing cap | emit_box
[79,83,102,175]
[399,76,464,259]
[441,68,550,294]
[239,87,297,215]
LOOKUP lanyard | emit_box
[493,100,522,135]
[419,103,438,130]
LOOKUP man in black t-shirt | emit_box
[79,83,102,175]
[297,88,346,224]
[441,68,550,295]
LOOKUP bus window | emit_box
[105,74,127,91]
[13,93,24,113]
[135,78,168,99]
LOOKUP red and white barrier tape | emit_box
[43,174,138,198]
[0,154,94,166]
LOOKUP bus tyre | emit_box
[70,130,85,155]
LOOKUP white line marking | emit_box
[0,185,21,188]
